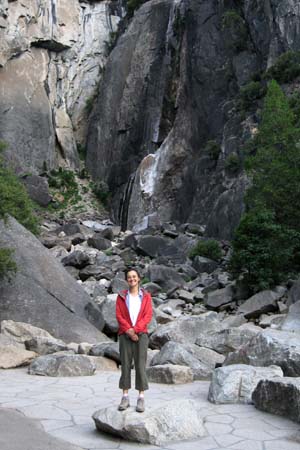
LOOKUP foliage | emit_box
[189,239,222,262]
[229,209,300,293]
[204,140,221,161]
[90,180,111,206]
[127,0,145,17]
[230,80,300,291]
[0,142,39,234]
[222,10,248,52]
[238,81,266,111]
[47,168,81,210]
[265,51,300,84]
[104,31,118,55]
[0,248,17,281]
[77,143,86,161]
[225,153,242,174]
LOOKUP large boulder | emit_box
[196,324,262,355]
[0,217,108,343]
[287,278,300,305]
[92,399,206,445]
[145,265,185,291]
[208,364,283,404]
[89,342,120,364]
[150,341,218,379]
[224,329,300,376]
[97,294,119,335]
[281,301,300,332]
[28,354,96,377]
[146,364,193,384]
[252,377,300,423]
[192,256,219,274]
[149,312,222,349]
[237,289,284,319]
[0,334,37,369]
[1,320,55,343]
[204,285,234,310]
[25,337,69,355]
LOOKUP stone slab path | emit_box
[0,368,299,450]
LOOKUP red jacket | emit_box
[116,288,152,335]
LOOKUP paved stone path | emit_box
[0,367,299,450]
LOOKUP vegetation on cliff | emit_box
[0,141,39,279]
[230,80,300,292]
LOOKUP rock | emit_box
[183,343,225,369]
[131,213,162,233]
[28,354,96,377]
[221,314,247,328]
[142,282,162,295]
[110,277,128,293]
[71,233,86,245]
[146,349,159,367]
[259,314,286,329]
[146,364,193,384]
[97,294,118,335]
[204,285,234,310]
[176,289,195,303]
[224,329,300,376]
[252,377,300,423]
[196,324,262,354]
[149,312,222,349]
[0,335,37,369]
[88,356,118,371]
[0,217,108,343]
[155,308,174,324]
[145,265,185,291]
[287,278,300,305]
[78,343,93,355]
[208,364,284,404]
[281,301,300,332]
[151,341,216,380]
[1,320,55,343]
[89,342,120,364]
[22,175,52,206]
[88,234,112,251]
[99,227,114,241]
[237,289,282,319]
[61,250,90,269]
[192,256,219,274]
[92,399,206,445]
[56,223,82,236]
[79,265,105,281]
[25,337,69,355]
[134,235,183,260]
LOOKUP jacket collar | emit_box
[118,287,145,301]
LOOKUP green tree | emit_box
[230,80,300,291]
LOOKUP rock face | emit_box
[0,217,108,343]
[224,329,300,376]
[28,354,96,377]
[208,364,283,404]
[0,0,121,173]
[281,301,300,332]
[252,377,300,423]
[86,0,300,237]
[92,399,206,445]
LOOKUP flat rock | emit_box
[28,354,96,377]
[149,312,222,349]
[88,356,118,371]
[25,337,69,355]
[192,256,218,274]
[92,399,206,445]
[0,335,37,369]
[97,294,118,335]
[237,289,282,319]
[1,320,54,343]
[145,264,185,291]
[146,364,193,384]
[204,285,234,310]
[208,364,283,404]
[252,377,300,423]
[224,328,300,376]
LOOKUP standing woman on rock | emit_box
[116,268,152,412]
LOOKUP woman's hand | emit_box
[131,334,139,342]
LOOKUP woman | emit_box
[116,268,152,413]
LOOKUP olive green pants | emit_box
[119,333,149,391]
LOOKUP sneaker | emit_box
[118,396,130,411]
[136,397,145,413]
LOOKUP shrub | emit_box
[238,81,266,111]
[0,142,39,234]
[204,140,221,161]
[222,10,248,52]
[0,248,17,280]
[229,208,300,292]
[127,0,145,17]
[265,51,300,84]
[225,153,242,173]
[91,180,111,206]
[189,239,222,261]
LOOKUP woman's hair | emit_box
[125,267,141,280]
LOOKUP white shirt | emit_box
[128,293,141,326]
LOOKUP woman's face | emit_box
[126,270,140,289]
